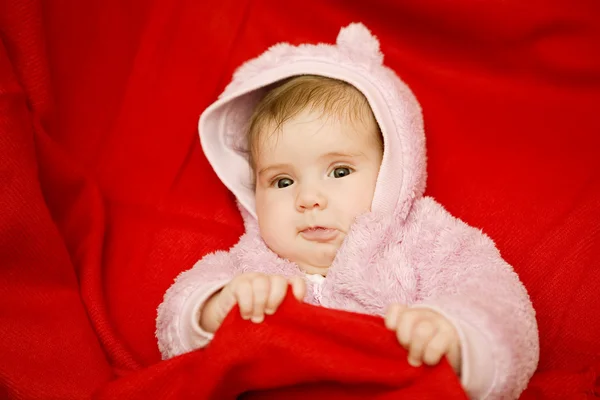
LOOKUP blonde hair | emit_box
[247,75,382,171]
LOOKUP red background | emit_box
[1,0,599,398]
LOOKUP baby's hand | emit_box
[200,273,306,333]
[384,304,461,375]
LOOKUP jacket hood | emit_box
[199,23,426,223]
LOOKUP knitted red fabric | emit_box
[1,0,599,398]
[95,293,467,399]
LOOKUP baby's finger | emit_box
[250,276,270,323]
[233,280,254,320]
[422,329,452,366]
[407,320,437,367]
[397,309,421,346]
[289,276,306,301]
[384,304,405,330]
[265,275,288,315]
[214,288,237,322]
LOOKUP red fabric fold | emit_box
[1,0,599,398]
[0,6,113,399]
[95,293,467,399]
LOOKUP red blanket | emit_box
[1,0,599,399]
[95,293,467,399]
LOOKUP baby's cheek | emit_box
[349,185,376,213]
[257,191,288,221]
[260,222,288,257]
[259,206,294,251]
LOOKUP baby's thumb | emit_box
[215,287,238,321]
[289,276,306,301]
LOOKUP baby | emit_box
[157,23,539,399]
[201,75,462,369]
[204,74,464,366]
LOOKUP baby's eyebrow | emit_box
[257,163,289,177]
[320,151,363,160]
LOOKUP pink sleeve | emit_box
[177,279,231,351]
[156,251,237,359]
[457,320,495,399]
[411,198,539,399]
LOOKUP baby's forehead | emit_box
[253,109,382,164]
[256,105,379,143]
[246,76,383,171]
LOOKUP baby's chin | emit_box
[296,247,338,276]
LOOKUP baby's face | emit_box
[254,109,383,276]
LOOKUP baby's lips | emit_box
[300,227,339,242]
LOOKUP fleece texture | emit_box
[156,23,539,399]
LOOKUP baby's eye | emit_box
[275,177,294,188]
[329,167,353,179]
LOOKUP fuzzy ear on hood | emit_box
[199,23,427,223]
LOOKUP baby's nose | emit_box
[295,186,328,211]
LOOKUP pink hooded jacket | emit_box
[156,23,539,399]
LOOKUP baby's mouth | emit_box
[300,227,339,243]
